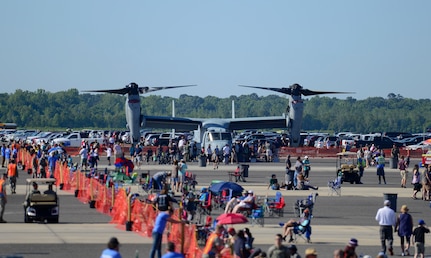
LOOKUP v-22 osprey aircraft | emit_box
[84,82,196,144]
[239,84,353,147]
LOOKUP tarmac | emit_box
[1,157,431,257]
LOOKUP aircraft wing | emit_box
[144,115,286,131]
[227,116,286,130]
[144,116,203,131]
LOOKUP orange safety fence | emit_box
[110,188,128,225]
[16,149,206,257]
[95,183,112,214]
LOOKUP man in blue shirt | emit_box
[1,144,6,167]
[100,237,122,258]
[161,241,185,258]
[150,209,185,258]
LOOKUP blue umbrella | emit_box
[209,181,244,195]
[48,146,64,154]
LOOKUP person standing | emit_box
[357,153,365,184]
[78,146,88,171]
[294,157,303,189]
[171,160,179,192]
[375,200,396,255]
[302,156,311,179]
[394,205,413,256]
[412,219,430,258]
[1,144,6,167]
[376,153,386,184]
[150,209,185,258]
[398,156,408,188]
[411,164,422,200]
[105,145,112,166]
[0,173,7,223]
[267,233,290,258]
[7,159,18,194]
[100,237,122,258]
[178,159,187,192]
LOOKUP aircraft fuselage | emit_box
[288,95,304,147]
[125,94,141,144]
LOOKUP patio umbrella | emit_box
[209,181,244,195]
[216,213,248,225]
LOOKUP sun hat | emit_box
[349,238,359,246]
[305,248,318,255]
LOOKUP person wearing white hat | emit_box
[232,190,255,213]
[375,200,396,256]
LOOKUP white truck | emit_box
[52,132,104,147]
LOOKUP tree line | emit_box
[1,89,430,134]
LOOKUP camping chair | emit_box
[292,217,312,243]
[294,194,317,218]
[266,192,285,216]
[327,177,341,196]
[250,205,265,227]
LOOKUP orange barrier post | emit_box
[74,170,81,197]
[125,193,133,231]
[89,178,96,208]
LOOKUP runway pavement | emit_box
[1,157,430,257]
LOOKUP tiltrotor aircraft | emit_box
[239,84,353,147]
[84,82,196,144]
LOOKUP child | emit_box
[412,219,430,258]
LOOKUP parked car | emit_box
[404,140,431,151]
[355,136,403,149]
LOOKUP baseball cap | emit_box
[419,219,425,225]
[305,156,309,159]
[248,190,253,194]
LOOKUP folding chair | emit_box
[266,192,285,217]
[250,205,265,227]
[327,178,341,196]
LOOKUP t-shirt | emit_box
[413,226,430,243]
[100,248,122,258]
[267,244,290,258]
[156,194,172,211]
[153,212,170,234]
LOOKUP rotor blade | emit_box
[83,88,130,95]
[300,89,355,96]
[238,85,292,95]
[139,85,197,94]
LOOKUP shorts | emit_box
[178,174,185,183]
[414,242,425,255]
[172,177,178,184]
[400,170,407,180]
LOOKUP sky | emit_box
[1,1,430,100]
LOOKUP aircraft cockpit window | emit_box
[221,133,232,141]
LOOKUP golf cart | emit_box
[24,178,59,223]
[336,152,361,184]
